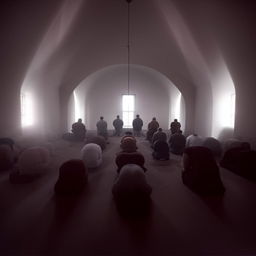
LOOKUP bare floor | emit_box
[1,136,256,256]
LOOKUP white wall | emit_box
[70,65,183,131]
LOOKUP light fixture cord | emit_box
[127,0,130,95]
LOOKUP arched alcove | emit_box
[68,65,185,132]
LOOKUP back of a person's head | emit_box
[100,116,103,120]
[174,119,177,122]
[152,117,156,120]
[117,115,119,118]
[136,114,139,118]
[78,118,82,122]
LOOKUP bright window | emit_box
[21,92,34,127]
[230,93,236,127]
[122,95,135,128]
[73,90,81,122]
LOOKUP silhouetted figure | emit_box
[186,134,203,147]
[182,147,225,195]
[115,151,147,173]
[152,140,170,160]
[120,137,137,153]
[169,131,186,155]
[86,135,106,150]
[151,128,167,145]
[202,137,222,157]
[132,114,143,137]
[146,117,159,141]
[112,164,152,217]
[54,159,88,195]
[113,115,123,136]
[220,143,256,180]
[170,118,181,134]
[72,118,86,141]
[96,116,108,140]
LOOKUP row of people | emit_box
[1,135,255,215]
[64,117,182,142]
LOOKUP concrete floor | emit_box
[1,136,256,255]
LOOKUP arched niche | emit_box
[68,64,186,132]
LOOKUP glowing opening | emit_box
[122,95,135,128]
[218,93,236,128]
[230,93,236,127]
[21,92,34,127]
[73,91,81,122]
[174,92,181,121]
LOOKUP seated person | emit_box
[152,140,169,160]
[72,118,86,141]
[169,131,186,155]
[182,146,225,195]
[202,137,222,157]
[120,137,137,153]
[146,117,159,141]
[10,147,50,183]
[151,128,167,145]
[186,134,204,147]
[115,151,147,173]
[54,159,88,195]
[220,144,256,180]
[86,135,106,150]
[112,164,152,215]
[170,119,181,134]
[81,143,102,168]
[96,116,108,140]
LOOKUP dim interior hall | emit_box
[1,0,256,255]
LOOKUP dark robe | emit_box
[96,120,108,140]
[169,133,186,155]
[220,147,256,180]
[146,120,159,141]
[115,151,146,173]
[152,131,167,145]
[72,122,86,141]
[170,121,181,134]
[182,147,225,195]
[152,140,169,160]
[55,159,88,195]
[113,118,124,136]
[132,118,143,131]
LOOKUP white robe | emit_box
[81,143,102,168]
